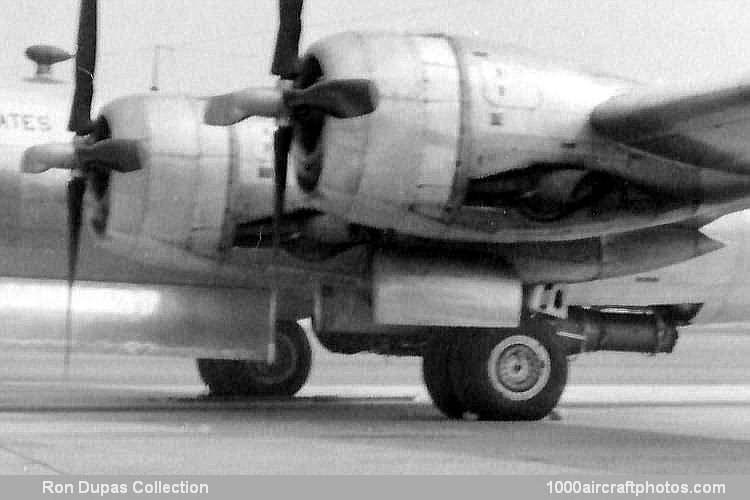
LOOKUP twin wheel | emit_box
[197,321,312,397]
[423,322,567,420]
[196,317,566,420]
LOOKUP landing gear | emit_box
[422,332,466,419]
[197,320,312,397]
[422,321,567,420]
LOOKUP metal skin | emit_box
[371,252,522,328]
[96,94,298,262]
[89,93,726,328]
[567,209,750,325]
[1,43,750,358]
[502,227,723,284]
[0,84,745,351]
[290,33,750,243]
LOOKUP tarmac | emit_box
[0,327,749,474]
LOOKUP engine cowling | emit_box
[92,94,282,268]
[289,32,696,243]
[293,33,464,223]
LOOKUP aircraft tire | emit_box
[196,320,312,397]
[451,323,567,421]
[422,333,466,419]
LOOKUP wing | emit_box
[591,76,750,174]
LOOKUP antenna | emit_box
[150,44,175,92]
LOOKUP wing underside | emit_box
[591,77,750,174]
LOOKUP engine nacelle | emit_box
[93,95,283,268]
[291,32,696,243]
[293,33,465,223]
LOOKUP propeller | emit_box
[69,0,98,135]
[21,0,142,375]
[57,0,99,376]
[65,174,86,373]
[271,0,303,79]
[22,139,142,174]
[203,79,378,126]
[63,0,98,376]
[204,0,378,364]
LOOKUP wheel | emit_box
[197,320,312,397]
[451,323,567,421]
[422,333,466,419]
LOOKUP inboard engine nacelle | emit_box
[290,32,690,242]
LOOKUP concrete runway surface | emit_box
[0,327,749,474]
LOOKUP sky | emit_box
[2,0,750,97]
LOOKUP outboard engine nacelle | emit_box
[92,94,283,270]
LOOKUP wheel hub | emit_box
[488,335,552,401]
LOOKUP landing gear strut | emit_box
[422,320,567,420]
[197,320,312,397]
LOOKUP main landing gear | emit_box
[422,319,567,420]
[197,320,312,398]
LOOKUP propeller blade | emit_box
[284,78,379,119]
[79,139,143,173]
[64,175,87,376]
[203,88,283,126]
[66,175,86,281]
[68,0,97,134]
[203,79,379,126]
[267,125,293,366]
[271,0,304,79]
[266,0,304,367]
[21,143,76,173]
[21,139,142,174]
[273,126,293,252]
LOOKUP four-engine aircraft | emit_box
[12,0,750,420]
